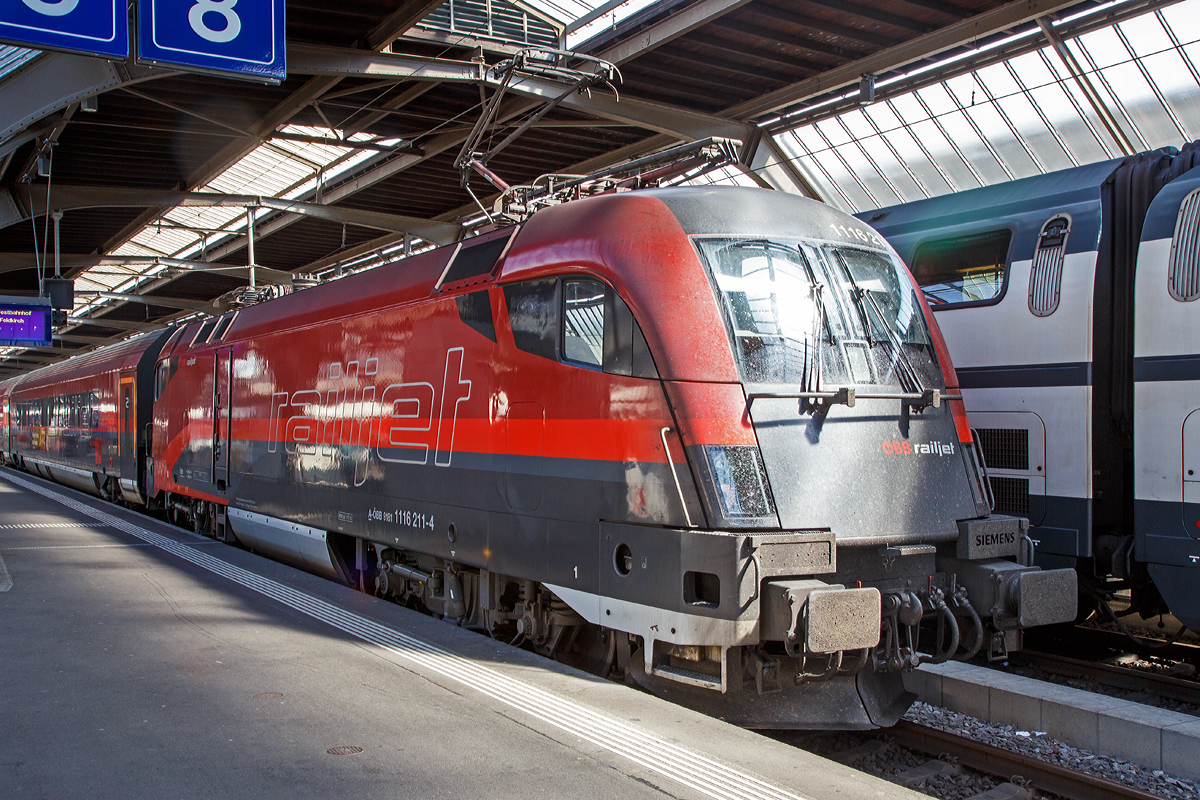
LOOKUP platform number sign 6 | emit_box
[189,0,241,43]
[21,0,80,17]
[139,0,285,82]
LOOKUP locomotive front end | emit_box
[591,188,1078,728]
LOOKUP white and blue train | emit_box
[862,141,1200,632]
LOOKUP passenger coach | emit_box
[865,142,1200,631]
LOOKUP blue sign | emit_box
[0,0,128,59]
[139,0,285,82]
[0,302,51,348]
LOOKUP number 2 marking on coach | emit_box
[189,0,241,43]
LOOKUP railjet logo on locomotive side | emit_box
[267,347,472,486]
[881,440,956,456]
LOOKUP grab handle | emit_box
[660,426,696,528]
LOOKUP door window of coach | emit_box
[503,276,657,378]
[910,229,1012,307]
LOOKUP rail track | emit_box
[1026,624,1200,666]
[782,718,1172,800]
[1009,649,1200,708]
[889,720,1164,800]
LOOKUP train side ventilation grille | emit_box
[989,476,1030,515]
[1029,215,1070,316]
[1170,188,1200,302]
[975,428,1029,471]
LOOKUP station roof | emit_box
[0,0,1192,376]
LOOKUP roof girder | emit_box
[17,184,463,244]
[593,0,757,65]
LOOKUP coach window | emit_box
[911,229,1012,307]
[563,279,605,367]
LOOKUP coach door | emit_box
[118,373,135,476]
[213,348,232,491]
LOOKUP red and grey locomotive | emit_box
[2,186,1077,728]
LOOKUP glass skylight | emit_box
[67,125,389,319]
[554,0,663,50]
[63,0,666,324]
[759,0,1200,213]
[0,46,36,81]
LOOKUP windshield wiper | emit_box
[832,252,926,398]
[795,247,830,394]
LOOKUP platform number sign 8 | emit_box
[189,0,241,44]
[139,0,286,82]
[0,0,127,58]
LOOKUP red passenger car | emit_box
[7,332,168,501]
[0,375,19,464]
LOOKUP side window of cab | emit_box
[503,276,658,378]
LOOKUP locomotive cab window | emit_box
[695,237,942,390]
[155,360,169,400]
[563,279,605,367]
[504,276,657,378]
[910,229,1011,307]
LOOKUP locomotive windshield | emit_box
[695,238,942,389]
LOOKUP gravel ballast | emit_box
[904,701,1199,800]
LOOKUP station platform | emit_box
[0,466,917,800]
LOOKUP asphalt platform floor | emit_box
[0,465,918,800]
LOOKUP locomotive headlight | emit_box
[703,445,776,522]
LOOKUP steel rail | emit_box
[1027,624,1200,665]
[1011,649,1200,707]
[891,720,1164,800]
